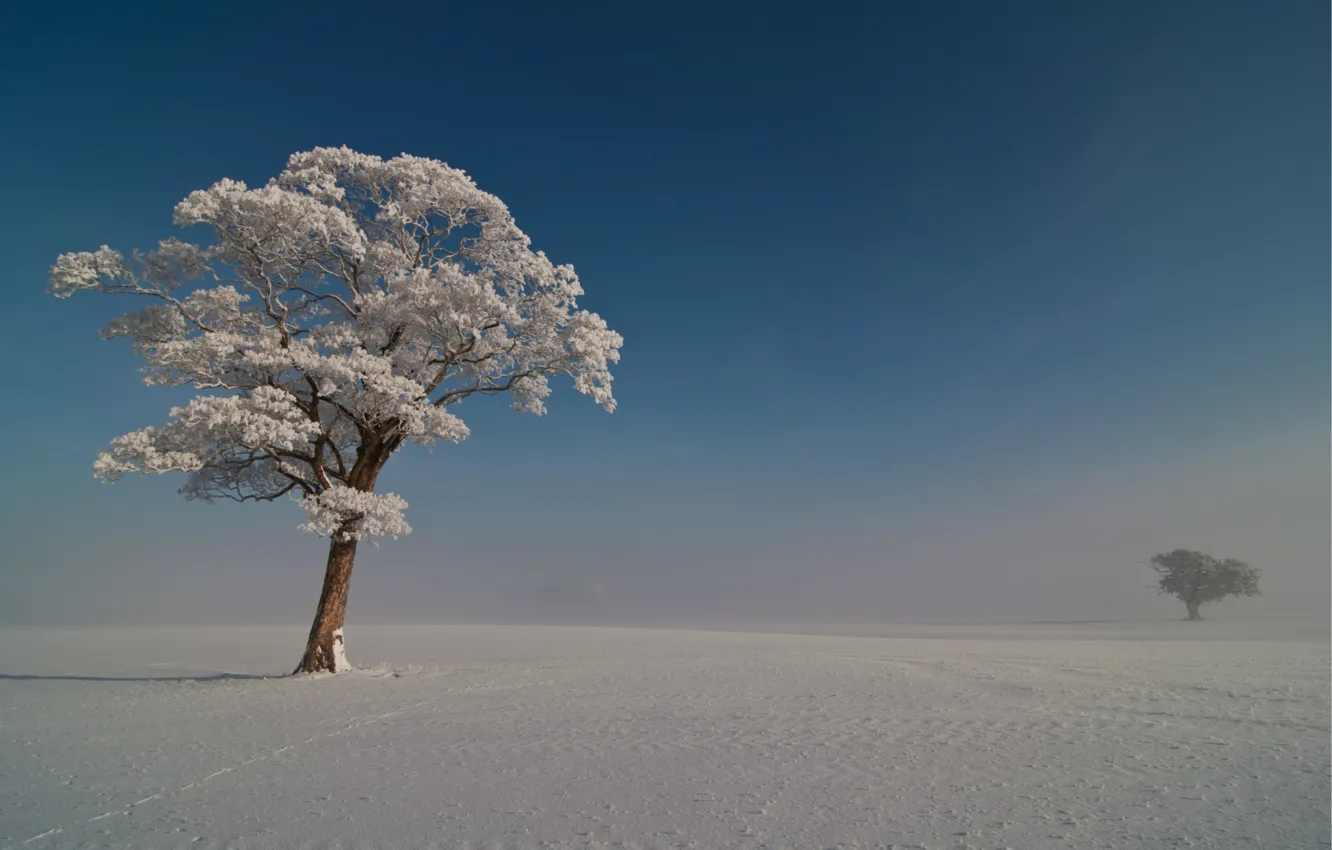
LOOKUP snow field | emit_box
[1,624,1327,849]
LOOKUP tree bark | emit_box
[1186,600,1202,621]
[293,439,397,675]
[295,533,359,673]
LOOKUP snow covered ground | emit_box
[1,623,1327,849]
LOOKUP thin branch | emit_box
[211,481,301,503]
[433,369,542,407]
[287,284,357,319]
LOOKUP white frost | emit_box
[297,486,410,541]
[330,628,349,673]
[49,146,623,540]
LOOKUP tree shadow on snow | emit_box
[0,673,279,682]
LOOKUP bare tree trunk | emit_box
[295,533,359,674]
[293,440,397,675]
[1186,599,1202,621]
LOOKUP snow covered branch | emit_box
[298,485,411,541]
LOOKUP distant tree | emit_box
[1146,549,1261,620]
[47,147,623,673]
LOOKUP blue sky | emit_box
[1,0,1326,626]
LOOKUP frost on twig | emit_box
[298,486,411,541]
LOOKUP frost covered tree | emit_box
[1146,549,1261,621]
[48,147,622,673]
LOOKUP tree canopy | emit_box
[50,146,622,542]
[1147,549,1261,620]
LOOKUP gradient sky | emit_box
[1,0,1327,627]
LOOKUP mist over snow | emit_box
[3,419,1325,630]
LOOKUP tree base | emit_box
[295,627,350,674]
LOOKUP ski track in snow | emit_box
[0,624,1327,849]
